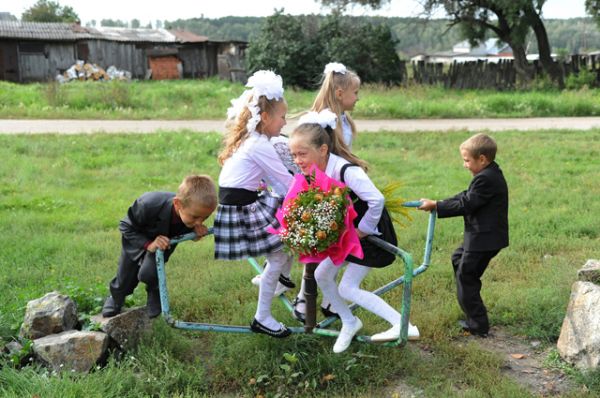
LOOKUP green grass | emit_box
[1,130,599,397]
[4,79,600,120]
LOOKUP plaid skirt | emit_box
[214,193,284,260]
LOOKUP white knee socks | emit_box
[255,250,292,330]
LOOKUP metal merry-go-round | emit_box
[155,201,436,347]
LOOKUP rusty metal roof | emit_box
[168,29,208,43]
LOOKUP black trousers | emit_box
[108,249,162,304]
[451,245,499,333]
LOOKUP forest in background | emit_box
[164,15,600,58]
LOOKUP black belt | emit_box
[219,187,259,206]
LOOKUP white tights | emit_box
[254,250,293,330]
[314,258,401,327]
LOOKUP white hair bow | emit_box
[324,62,346,75]
[227,70,284,134]
[298,109,337,129]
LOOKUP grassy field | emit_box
[1,130,600,397]
[3,79,600,120]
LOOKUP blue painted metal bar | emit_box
[155,200,436,347]
[318,201,436,332]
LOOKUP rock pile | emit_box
[3,291,154,373]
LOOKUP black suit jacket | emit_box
[119,192,192,263]
[436,162,509,252]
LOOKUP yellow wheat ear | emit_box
[381,181,413,227]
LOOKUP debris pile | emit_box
[56,60,131,83]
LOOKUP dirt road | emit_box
[2,117,600,134]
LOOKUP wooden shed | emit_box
[0,21,247,83]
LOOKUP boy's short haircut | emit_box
[176,175,217,208]
[460,133,497,161]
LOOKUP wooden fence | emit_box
[404,54,600,89]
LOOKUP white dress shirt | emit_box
[219,131,294,191]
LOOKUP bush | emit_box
[565,68,598,90]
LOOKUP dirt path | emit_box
[384,326,574,397]
[2,117,600,134]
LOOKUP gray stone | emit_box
[33,330,108,373]
[19,291,78,339]
[90,306,153,350]
[557,281,600,370]
[578,259,600,284]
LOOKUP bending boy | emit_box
[102,175,217,318]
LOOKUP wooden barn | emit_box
[0,21,247,83]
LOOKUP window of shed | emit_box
[19,43,46,53]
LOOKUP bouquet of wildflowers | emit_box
[270,165,363,265]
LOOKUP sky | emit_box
[2,0,589,25]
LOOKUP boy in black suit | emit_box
[419,133,508,337]
[102,175,217,318]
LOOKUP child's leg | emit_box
[315,258,362,353]
[138,253,161,318]
[104,250,139,317]
[454,249,499,333]
[294,265,338,318]
[341,263,420,342]
[338,263,400,325]
[254,249,290,330]
[314,259,354,324]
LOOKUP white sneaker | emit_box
[333,317,363,353]
[370,322,420,342]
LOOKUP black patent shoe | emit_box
[278,274,296,289]
[292,297,306,324]
[320,303,340,319]
[250,319,291,338]
[458,320,488,337]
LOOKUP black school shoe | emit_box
[278,274,296,289]
[320,303,340,319]
[146,288,162,318]
[250,319,291,338]
[292,297,306,324]
[101,296,123,318]
[458,320,488,337]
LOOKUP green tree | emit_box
[586,0,600,27]
[246,11,321,87]
[422,0,563,87]
[100,19,128,27]
[131,19,140,29]
[21,0,79,23]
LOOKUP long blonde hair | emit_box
[311,67,360,148]
[218,95,285,165]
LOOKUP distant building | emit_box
[0,20,247,83]
[411,38,514,64]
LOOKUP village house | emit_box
[411,38,514,64]
[0,20,246,83]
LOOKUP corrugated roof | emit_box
[91,26,176,43]
[0,21,246,44]
[0,21,91,40]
